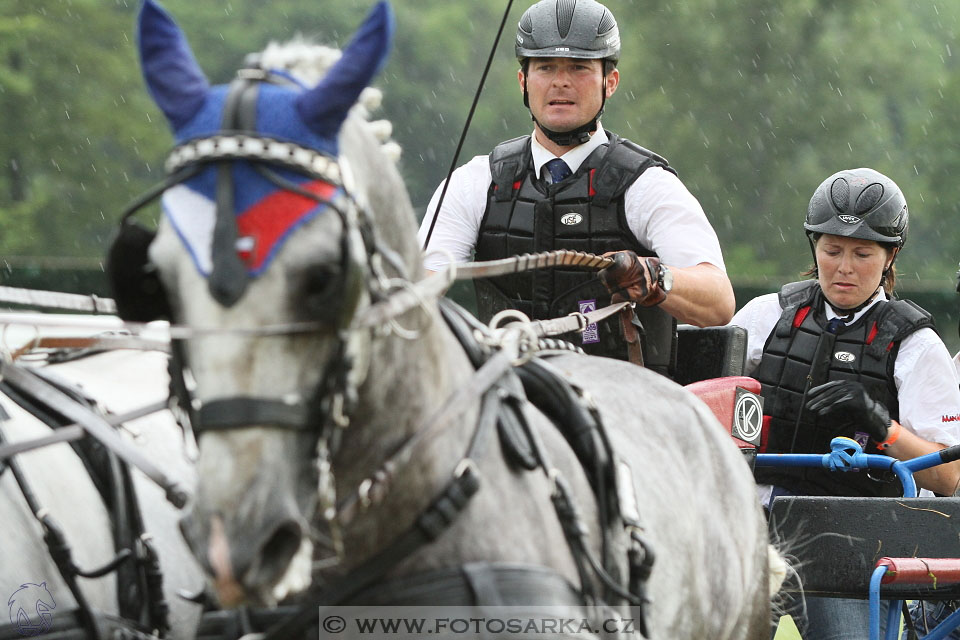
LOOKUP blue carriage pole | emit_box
[756,438,960,640]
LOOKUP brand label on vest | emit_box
[579,299,600,344]
[834,351,856,363]
[560,212,583,226]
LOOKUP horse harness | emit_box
[0,361,169,640]
[192,298,652,640]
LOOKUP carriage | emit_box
[1,1,958,639]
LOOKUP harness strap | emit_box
[0,400,167,463]
[0,384,171,636]
[0,610,159,640]
[208,77,258,306]
[0,428,101,639]
[350,562,583,607]
[196,396,309,432]
[0,359,189,508]
[261,464,481,640]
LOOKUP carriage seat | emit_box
[674,324,748,385]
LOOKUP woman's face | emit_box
[815,234,894,309]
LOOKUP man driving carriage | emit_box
[418,0,734,377]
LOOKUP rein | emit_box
[1,249,619,347]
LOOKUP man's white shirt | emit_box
[418,125,726,273]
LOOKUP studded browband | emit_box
[164,133,343,186]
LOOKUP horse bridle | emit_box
[110,66,401,441]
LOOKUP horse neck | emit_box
[336,305,478,495]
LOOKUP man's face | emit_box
[519,57,618,133]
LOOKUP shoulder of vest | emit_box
[490,135,531,162]
[777,280,819,309]
[590,133,675,206]
[865,298,937,359]
[604,133,675,174]
[489,136,532,202]
[772,280,818,338]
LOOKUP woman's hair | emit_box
[803,234,898,294]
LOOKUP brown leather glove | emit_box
[599,250,666,307]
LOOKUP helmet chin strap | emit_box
[523,70,607,147]
[826,286,881,317]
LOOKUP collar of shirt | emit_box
[530,123,609,182]
[823,288,888,325]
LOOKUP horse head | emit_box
[125,0,453,606]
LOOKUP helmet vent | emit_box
[830,177,849,212]
[598,9,616,35]
[519,11,534,35]
[557,0,577,39]
[892,206,906,232]
[855,183,884,215]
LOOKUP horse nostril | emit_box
[256,521,304,585]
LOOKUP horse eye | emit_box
[296,263,342,319]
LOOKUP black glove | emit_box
[805,380,891,443]
[599,251,666,307]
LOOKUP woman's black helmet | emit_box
[805,168,908,248]
[515,0,620,65]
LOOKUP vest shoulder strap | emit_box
[489,136,532,202]
[774,280,819,337]
[591,133,675,207]
[866,298,937,360]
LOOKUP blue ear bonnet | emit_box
[173,84,338,157]
[138,0,394,152]
[135,0,393,300]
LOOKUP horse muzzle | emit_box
[180,507,313,607]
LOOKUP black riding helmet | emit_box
[805,168,908,247]
[516,0,620,146]
[805,168,908,309]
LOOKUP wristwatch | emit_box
[657,263,674,294]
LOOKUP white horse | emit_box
[0,345,203,639]
[121,1,784,638]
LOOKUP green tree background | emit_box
[2,0,959,349]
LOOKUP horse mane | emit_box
[257,37,401,162]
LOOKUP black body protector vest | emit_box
[475,133,679,376]
[754,280,935,497]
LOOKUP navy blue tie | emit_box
[545,158,572,183]
[825,314,853,334]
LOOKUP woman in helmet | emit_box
[731,168,960,637]
[418,0,734,377]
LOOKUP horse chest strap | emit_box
[416,463,481,540]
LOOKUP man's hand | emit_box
[805,380,891,443]
[599,250,665,307]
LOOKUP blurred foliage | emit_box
[2,0,959,294]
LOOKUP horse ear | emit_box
[296,1,394,136]
[137,0,209,130]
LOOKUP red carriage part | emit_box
[877,557,960,586]
[684,376,764,449]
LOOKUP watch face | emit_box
[660,265,674,292]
